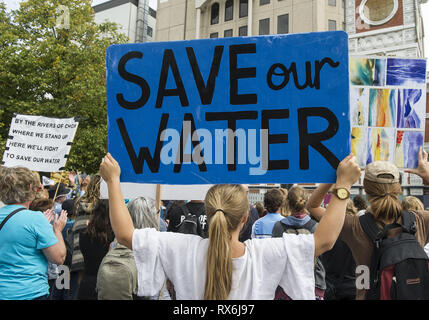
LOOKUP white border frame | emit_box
[359,0,399,26]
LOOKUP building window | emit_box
[359,0,398,26]
[239,0,248,18]
[259,18,270,35]
[239,25,248,36]
[277,14,289,34]
[225,0,234,21]
[328,19,337,30]
[260,0,270,5]
[210,32,219,38]
[211,3,219,25]
[224,29,233,37]
[328,0,336,6]
[147,26,153,37]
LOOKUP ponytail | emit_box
[204,185,249,300]
[363,179,402,224]
[204,210,232,300]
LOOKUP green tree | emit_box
[0,0,127,173]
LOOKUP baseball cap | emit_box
[364,161,400,184]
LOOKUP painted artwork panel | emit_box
[350,87,369,126]
[374,58,387,86]
[386,58,427,87]
[368,89,396,127]
[350,58,375,86]
[396,89,425,129]
[351,127,367,168]
[367,127,395,165]
[395,130,424,169]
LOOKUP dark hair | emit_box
[30,198,54,212]
[62,199,75,216]
[353,195,367,211]
[264,189,284,213]
[86,199,114,243]
[254,202,265,218]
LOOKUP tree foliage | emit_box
[0,0,127,173]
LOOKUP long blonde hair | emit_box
[204,184,249,300]
[363,178,402,224]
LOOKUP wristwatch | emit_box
[333,187,350,200]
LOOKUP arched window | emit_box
[211,3,220,25]
[225,0,233,21]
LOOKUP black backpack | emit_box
[359,211,429,300]
[177,205,205,237]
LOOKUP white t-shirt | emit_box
[132,228,315,300]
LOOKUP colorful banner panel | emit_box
[350,56,427,169]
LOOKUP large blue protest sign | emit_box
[106,31,350,184]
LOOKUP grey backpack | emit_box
[96,245,138,300]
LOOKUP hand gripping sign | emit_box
[106,31,350,185]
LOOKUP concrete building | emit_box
[155,0,345,41]
[93,0,157,43]
[345,0,426,57]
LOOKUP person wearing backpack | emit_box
[307,152,429,300]
[167,200,207,237]
[251,188,285,239]
[97,196,170,300]
[100,152,361,300]
[272,186,326,300]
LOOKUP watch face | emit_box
[360,0,398,26]
[337,189,349,199]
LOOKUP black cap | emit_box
[48,183,71,200]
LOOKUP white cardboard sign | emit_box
[2,114,78,172]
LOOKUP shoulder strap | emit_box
[180,204,190,216]
[401,210,417,235]
[359,212,382,243]
[302,219,317,233]
[0,207,26,232]
[281,219,317,232]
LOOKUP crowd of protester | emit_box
[1,148,429,300]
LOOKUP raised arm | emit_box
[405,147,429,185]
[306,183,333,222]
[313,154,360,257]
[99,153,134,249]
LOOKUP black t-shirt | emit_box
[239,206,259,242]
[167,202,207,234]
[78,232,111,300]
[79,232,111,276]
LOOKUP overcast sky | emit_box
[1,0,429,55]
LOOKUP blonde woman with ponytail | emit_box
[100,153,360,300]
[307,148,429,300]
